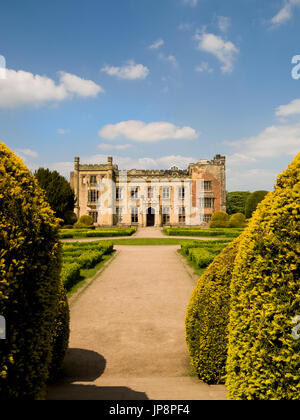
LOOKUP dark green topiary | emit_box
[185,238,241,384]
[0,142,69,399]
[47,283,70,383]
[209,211,229,228]
[226,153,300,400]
[245,190,268,219]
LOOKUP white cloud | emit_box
[0,69,104,108]
[227,167,278,191]
[182,0,198,7]
[227,123,300,159]
[98,121,198,142]
[194,30,239,73]
[270,0,300,26]
[57,128,70,135]
[58,72,103,97]
[275,98,300,116]
[16,148,38,158]
[195,62,213,73]
[101,60,149,80]
[158,53,178,67]
[217,16,231,33]
[98,143,132,151]
[149,39,164,50]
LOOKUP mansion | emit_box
[70,155,226,227]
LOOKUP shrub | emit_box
[75,215,94,227]
[228,213,246,228]
[189,248,215,268]
[209,211,230,228]
[61,262,81,291]
[245,190,269,219]
[226,153,300,400]
[47,283,70,383]
[0,142,68,399]
[185,238,241,384]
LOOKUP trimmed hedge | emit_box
[185,239,241,384]
[228,213,246,228]
[59,228,136,239]
[47,283,70,383]
[163,227,243,238]
[61,263,81,290]
[0,142,69,399]
[226,153,300,400]
[209,211,230,228]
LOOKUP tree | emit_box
[245,190,269,218]
[0,142,69,399]
[226,153,300,400]
[35,168,75,224]
[226,191,251,215]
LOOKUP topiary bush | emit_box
[226,153,300,400]
[209,211,230,228]
[228,213,246,228]
[0,142,69,399]
[245,190,269,219]
[74,215,94,228]
[47,283,70,383]
[185,238,241,384]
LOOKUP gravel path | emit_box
[47,244,227,400]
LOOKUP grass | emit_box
[62,237,233,246]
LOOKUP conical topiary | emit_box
[226,153,300,400]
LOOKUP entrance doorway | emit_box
[147,207,155,227]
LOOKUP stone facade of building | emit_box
[70,155,226,227]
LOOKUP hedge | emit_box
[209,211,230,228]
[163,228,243,238]
[226,153,300,400]
[0,142,69,399]
[47,283,70,383]
[228,213,246,228]
[185,239,241,384]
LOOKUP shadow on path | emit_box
[47,348,149,400]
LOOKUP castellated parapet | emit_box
[70,155,226,227]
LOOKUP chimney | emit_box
[108,156,113,166]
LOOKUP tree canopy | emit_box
[35,168,75,224]
[226,191,251,215]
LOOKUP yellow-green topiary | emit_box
[226,153,300,400]
[209,211,229,228]
[0,142,69,399]
[228,213,246,228]
[185,238,241,384]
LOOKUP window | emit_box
[90,175,97,184]
[117,207,123,223]
[148,187,154,199]
[204,214,212,223]
[204,181,212,191]
[162,206,170,225]
[162,187,170,199]
[116,187,123,200]
[88,190,99,203]
[179,207,185,224]
[178,187,185,200]
[130,187,139,200]
[89,211,98,223]
[131,207,138,223]
[199,197,215,209]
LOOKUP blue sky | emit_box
[0,0,300,191]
